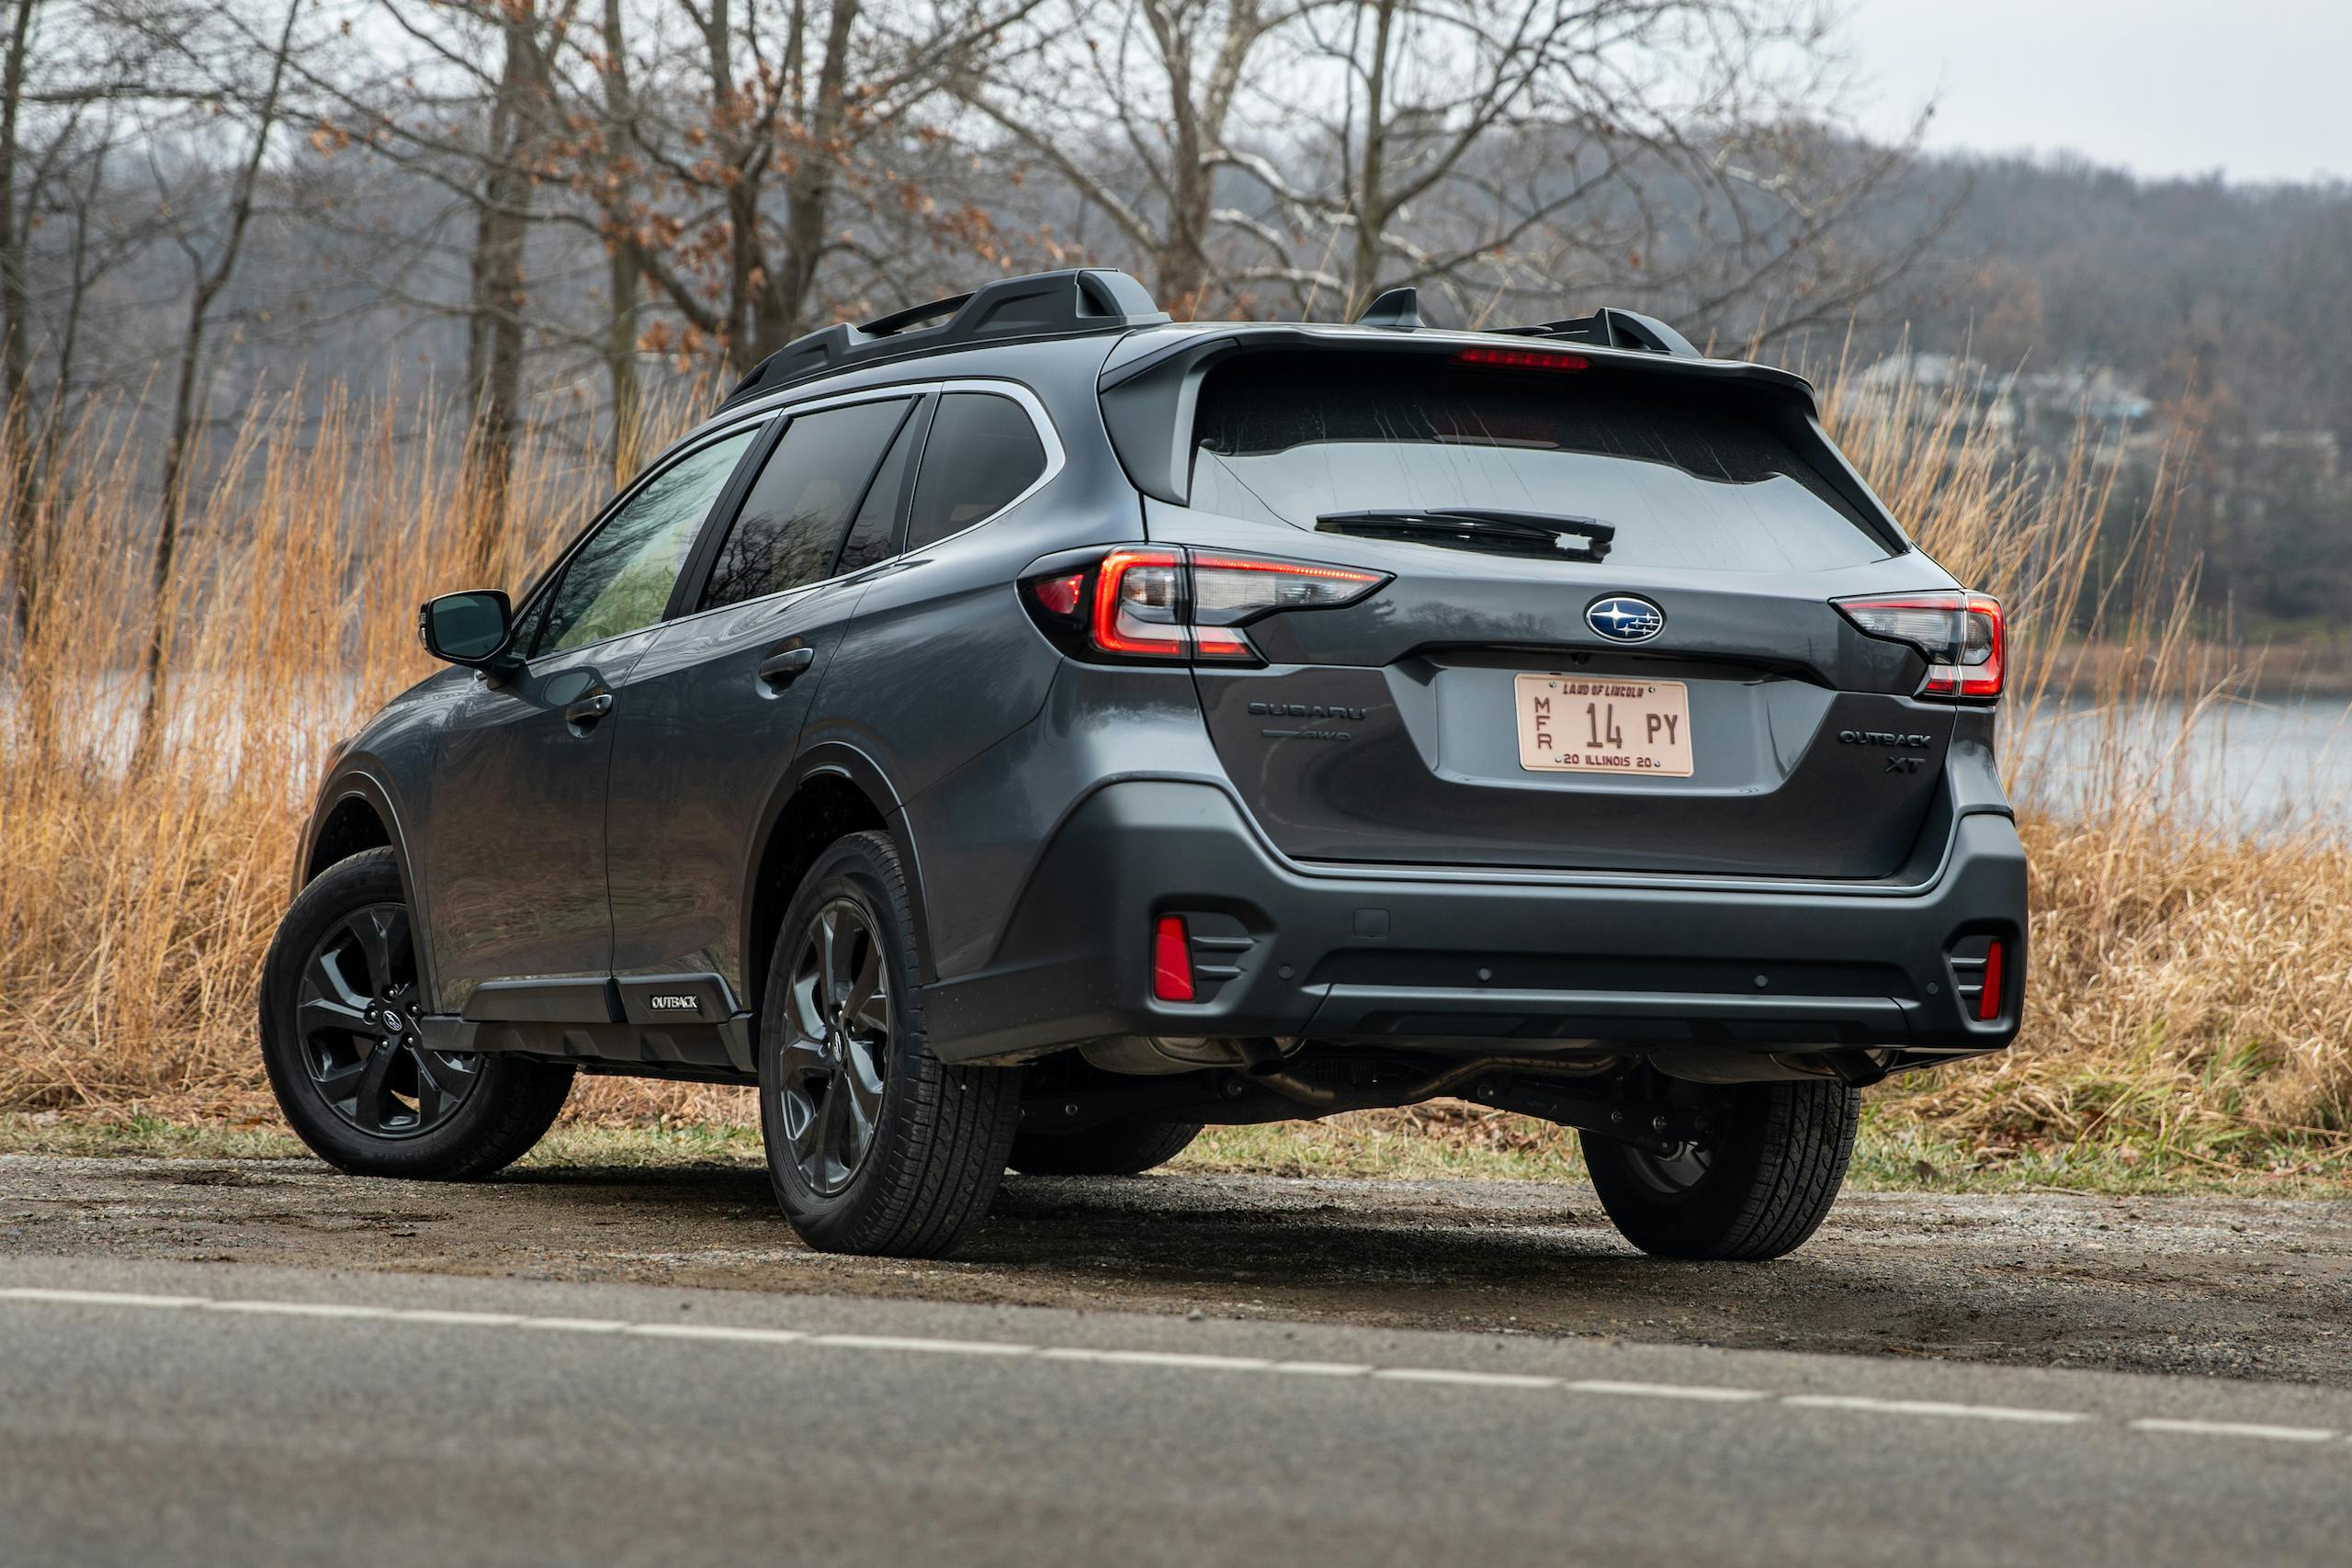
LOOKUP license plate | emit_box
[1515,674,1693,775]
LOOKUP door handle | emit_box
[565,691,615,726]
[757,646,817,687]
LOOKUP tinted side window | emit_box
[835,403,925,575]
[537,430,756,654]
[701,400,911,610]
[906,392,1047,550]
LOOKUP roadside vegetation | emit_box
[3,365,2349,1194]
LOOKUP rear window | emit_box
[1187,354,1892,573]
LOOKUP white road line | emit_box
[516,1317,630,1333]
[1372,1368,1561,1390]
[808,1334,1035,1358]
[1782,1395,2093,1426]
[2,1285,2344,1450]
[209,1301,393,1320]
[1041,1348,1273,1371]
[2131,1418,2341,1443]
[0,1288,206,1309]
[624,1323,808,1346]
[1568,1380,1770,1403]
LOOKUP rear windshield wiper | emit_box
[1316,508,1615,562]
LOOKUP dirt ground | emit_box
[5,1153,2346,1384]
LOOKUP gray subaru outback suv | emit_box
[261,268,2024,1261]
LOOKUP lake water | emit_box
[2012,697,2352,830]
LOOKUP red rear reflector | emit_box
[1031,570,1085,618]
[1454,346,1589,372]
[1978,940,2005,1021]
[1152,916,1194,1002]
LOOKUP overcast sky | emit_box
[1838,0,2349,183]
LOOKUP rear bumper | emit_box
[922,779,2027,1066]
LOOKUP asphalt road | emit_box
[5,1254,2350,1566]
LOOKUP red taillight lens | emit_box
[1091,547,1188,658]
[1834,591,2004,701]
[1152,915,1194,1002]
[1454,346,1589,372]
[1024,547,1388,663]
[1978,939,2006,1021]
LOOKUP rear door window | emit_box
[700,398,914,610]
[1187,354,1892,573]
[834,400,926,575]
[906,391,1047,551]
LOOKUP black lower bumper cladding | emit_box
[924,780,2027,1068]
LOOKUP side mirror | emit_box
[418,590,519,674]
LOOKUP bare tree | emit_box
[955,0,1306,317]
[0,0,38,422]
[463,0,563,513]
[139,0,301,745]
[571,0,1046,373]
[593,0,645,468]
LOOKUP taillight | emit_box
[1024,547,1387,664]
[1834,591,2004,701]
[1091,547,1188,658]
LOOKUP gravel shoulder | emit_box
[4,1152,2346,1384]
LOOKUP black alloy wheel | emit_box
[775,898,892,1196]
[295,902,480,1138]
[1618,1139,1715,1199]
[258,847,574,1180]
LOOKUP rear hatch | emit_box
[1115,342,1958,879]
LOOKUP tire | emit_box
[1009,1118,1203,1176]
[258,847,573,1179]
[757,831,1023,1257]
[1580,1077,1859,1261]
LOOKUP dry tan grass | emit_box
[1,368,2346,1172]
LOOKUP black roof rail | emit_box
[719,268,1170,407]
[1495,306,1699,359]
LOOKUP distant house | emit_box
[1849,351,2154,451]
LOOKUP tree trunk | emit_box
[136,0,299,768]
[1348,0,1399,305]
[761,0,860,358]
[1,0,39,641]
[464,11,537,543]
[598,0,640,477]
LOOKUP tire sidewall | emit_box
[1581,1077,1856,1260]
[757,839,927,1243]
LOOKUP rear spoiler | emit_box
[1095,327,1909,555]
